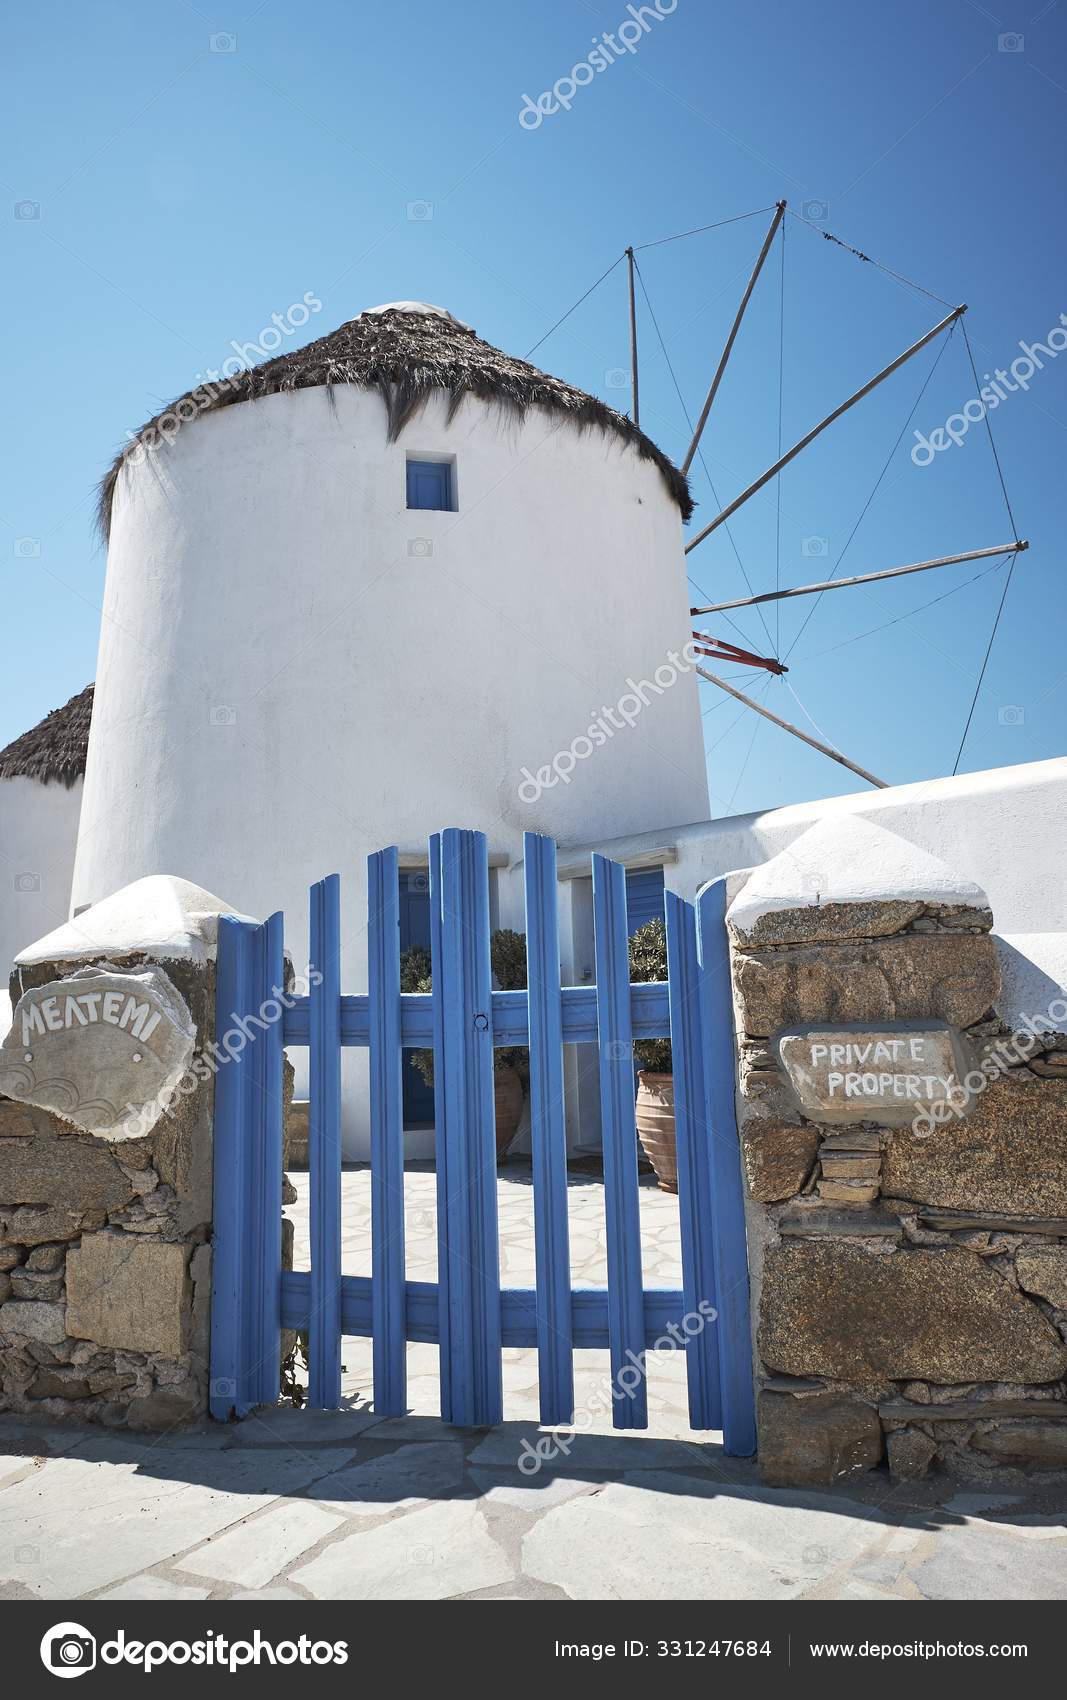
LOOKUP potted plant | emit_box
[400,930,528,1160]
[629,918,677,1193]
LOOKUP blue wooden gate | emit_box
[208,829,755,1453]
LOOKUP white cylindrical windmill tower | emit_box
[73,303,709,1153]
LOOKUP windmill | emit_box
[535,201,1027,793]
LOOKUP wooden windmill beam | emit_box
[696,665,888,789]
[626,247,640,426]
[681,201,786,476]
[689,540,1027,615]
[684,304,967,555]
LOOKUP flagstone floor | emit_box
[0,1163,1065,1603]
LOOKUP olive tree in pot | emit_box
[628,918,677,1193]
[399,929,528,1160]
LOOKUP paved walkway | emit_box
[0,1166,1065,1602]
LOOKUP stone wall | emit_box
[728,818,1067,1487]
[0,876,292,1432]
[0,941,217,1430]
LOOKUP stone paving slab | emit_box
[0,1170,1064,1602]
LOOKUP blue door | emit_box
[399,870,436,1126]
[625,866,666,935]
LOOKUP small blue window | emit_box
[406,458,454,511]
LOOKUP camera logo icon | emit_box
[802,535,828,557]
[802,199,829,222]
[998,704,1025,726]
[408,538,433,558]
[210,32,237,52]
[15,538,41,558]
[40,1622,96,1678]
[14,200,41,220]
[407,200,433,221]
[15,871,41,893]
[209,704,237,726]
[998,32,1024,52]
[605,368,630,390]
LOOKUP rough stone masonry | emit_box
[0,877,293,1432]
[727,815,1067,1489]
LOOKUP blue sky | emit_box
[3,0,1065,817]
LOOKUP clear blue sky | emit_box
[3,0,1064,818]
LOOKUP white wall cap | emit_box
[15,875,258,968]
[725,813,989,933]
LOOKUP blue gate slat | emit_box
[308,873,342,1409]
[209,912,284,1418]
[696,878,756,1456]
[664,891,722,1430]
[591,853,647,1429]
[254,910,286,1411]
[431,829,503,1426]
[368,846,406,1416]
[522,832,573,1424]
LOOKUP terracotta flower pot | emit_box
[635,1070,677,1193]
[494,1063,524,1160]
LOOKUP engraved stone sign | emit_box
[0,964,195,1139]
[777,1024,970,1125]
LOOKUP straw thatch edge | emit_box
[97,307,693,538]
[0,684,94,788]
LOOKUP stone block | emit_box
[0,1104,133,1212]
[734,933,1000,1038]
[816,1181,880,1205]
[740,1121,818,1202]
[27,1369,91,1401]
[883,1077,1067,1216]
[0,1299,67,1344]
[0,1205,98,1245]
[65,1233,189,1357]
[757,1391,883,1486]
[971,1422,1067,1470]
[26,1244,65,1273]
[758,1242,1067,1387]
[9,1269,63,1302]
[1016,1248,1067,1311]
[735,899,925,949]
[886,1427,937,1481]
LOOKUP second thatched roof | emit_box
[0,685,94,788]
[98,302,693,537]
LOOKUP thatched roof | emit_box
[98,302,693,537]
[0,684,94,788]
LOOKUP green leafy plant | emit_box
[629,918,672,1074]
[402,931,529,1089]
